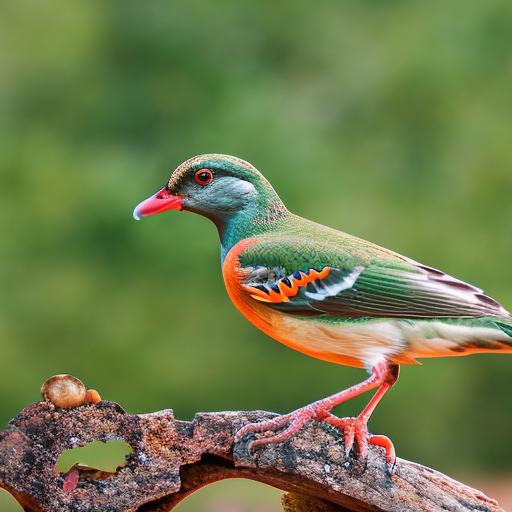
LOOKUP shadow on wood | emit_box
[0,375,504,512]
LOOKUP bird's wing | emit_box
[235,237,510,319]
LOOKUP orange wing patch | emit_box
[243,267,331,303]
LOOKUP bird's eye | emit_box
[194,169,214,186]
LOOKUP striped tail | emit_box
[444,318,512,356]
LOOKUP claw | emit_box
[325,415,356,456]
[354,420,369,459]
[343,422,356,456]
[369,434,396,472]
[324,415,371,458]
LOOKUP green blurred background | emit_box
[1,1,512,510]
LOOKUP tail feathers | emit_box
[452,320,512,355]
[495,321,512,339]
[480,320,512,353]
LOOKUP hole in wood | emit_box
[0,488,23,512]
[174,479,282,511]
[56,439,133,488]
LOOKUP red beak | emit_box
[133,187,183,220]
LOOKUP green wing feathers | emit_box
[237,233,511,321]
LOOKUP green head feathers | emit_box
[134,154,290,256]
[168,154,284,220]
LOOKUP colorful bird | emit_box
[134,154,512,467]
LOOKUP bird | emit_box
[133,153,512,468]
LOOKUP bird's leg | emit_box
[323,364,399,469]
[235,361,399,465]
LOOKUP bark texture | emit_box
[0,398,504,512]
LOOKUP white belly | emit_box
[278,315,511,367]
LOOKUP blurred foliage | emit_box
[1,1,512,509]
[56,440,132,473]
[1,482,283,512]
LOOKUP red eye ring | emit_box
[194,168,214,186]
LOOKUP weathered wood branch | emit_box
[0,376,504,512]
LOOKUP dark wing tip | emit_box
[416,262,509,317]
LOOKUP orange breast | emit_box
[222,239,366,368]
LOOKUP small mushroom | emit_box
[86,389,102,405]
[41,374,87,409]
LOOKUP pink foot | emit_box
[235,364,399,471]
[235,407,395,470]
[235,402,323,450]
[324,414,396,470]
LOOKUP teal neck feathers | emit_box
[218,187,289,261]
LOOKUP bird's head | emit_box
[133,154,286,227]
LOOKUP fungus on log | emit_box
[0,375,504,512]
